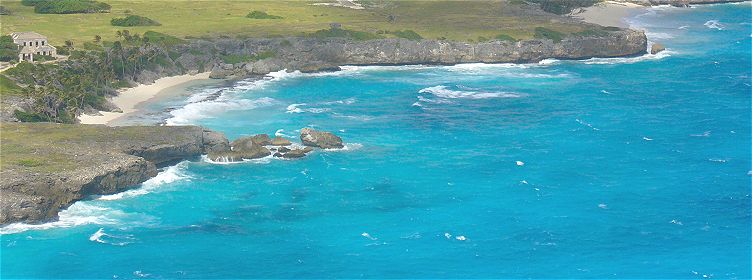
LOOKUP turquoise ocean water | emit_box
[2,4,750,278]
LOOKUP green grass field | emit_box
[0,0,589,46]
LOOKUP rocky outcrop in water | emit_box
[651,43,666,54]
[300,128,344,149]
[271,136,292,146]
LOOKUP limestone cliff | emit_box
[0,123,228,225]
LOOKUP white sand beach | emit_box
[573,1,646,28]
[78,72,211,125]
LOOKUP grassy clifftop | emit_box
[0,122,202,172]
[0,0,595,45]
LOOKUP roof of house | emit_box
[19,45,56,54]
[11,32,48,41]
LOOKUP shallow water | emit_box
[2,3,750,278]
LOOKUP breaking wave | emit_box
[582,49,674,65]
[418,85,521,99]
[0,203,155,235]
[98,162,191,201]
[704,20,725,30]
[89,228,136,246]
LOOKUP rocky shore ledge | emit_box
[0,123,342,225]
[206,29,647,79]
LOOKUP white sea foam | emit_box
[99,162,191,201]
[167,97,276,125]
[419,85,521,99]
[538,58,560,65]
[89,228,136,246]
[0,203,149,235]
[275,129,293,138]
[582,50,674,65]
[202,154,276,165]
[324,143,363,152]
[704,20,725,30]
[89,228,107,243]
[167,69,310,125]
[575,119,600,131]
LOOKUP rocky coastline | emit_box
[205,29,647,80]
[0,123,342,226]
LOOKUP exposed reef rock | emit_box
[300,128,344,149]
[651,43,666,54]
[271,136,292,146]
[282,147,314,159]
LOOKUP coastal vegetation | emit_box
[307,28,383,41]
[389,30,423,41]
[1,0,592,45]
[0,35,19,62]
[534,27,565,42]
[111,15,161,26]
[495,34,517,41]
[246,10,283,19]
[220,50,275,64]
[528,0,602,14]
[22,0,110,14]
[3,30,187,123]
[0,75,23,95]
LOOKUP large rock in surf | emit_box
[282,147,314,159]
[250,134,272,145]
[270,136,292,146]
[208,135,272,162]
[202,129,230,153]
[651,43,666,54]
[300,128,344,149]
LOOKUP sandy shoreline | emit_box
[78,72,211,125]
[573,1,646,28]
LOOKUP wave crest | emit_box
[418,85,521,99]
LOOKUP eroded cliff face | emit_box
[205,29,648,79]
[0,124,229,225]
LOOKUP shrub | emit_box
[111,15,161,26]
[246,10,282,19]
[602,26,621,31]
[495,34,517,42]
[143,31,185,46]
[390,30,422,40]
[14,110,47,122]
[21,0,46,6]
[220,50,276,64]
[0,6,11,15]
[529,0,601,15]
[308,28,383,41]
[0,35,19,62]
[534,27,565,43]
[33,0,111,14]
[0,75,22,95]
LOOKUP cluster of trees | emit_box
[111,15,161,27]
[528,0,602,15]
[5,30,186,123]
[0,35,19,62]
[22,0,111,14]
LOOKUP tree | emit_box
[93,35,101,43]
[0,35,19,62]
